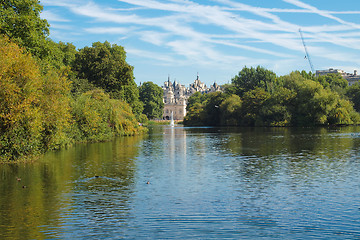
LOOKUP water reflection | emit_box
[1,126,360,239]
[0,135,143,239]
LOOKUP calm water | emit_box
[1,126,360,239]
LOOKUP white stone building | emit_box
[162,74,221,120]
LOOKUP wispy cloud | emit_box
[126,48,177,64]
[84,27,136,34]
[42,0,360,82]
[138,31,171,46]
[283,0,360,28]
[41,10,70,22]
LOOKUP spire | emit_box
[197,72,199,80]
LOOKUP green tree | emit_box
[315,73,348,95]
[40,67,73,151]
[0,1,79,69]
[0,0,49,59]
[219,94,242,126]
[223,83,237,96]
[71,89,144,142]
[183,92,210,126]
[186,91,207,111]
[346,82,360,112]
[299,70,315,80]
[183,102,206,126]
[241,88,271,126]
[139,82,164,120]
[232,66,277,97]
[260,87,295,126]
[57,41,77,66]
[327,98,360,125]
[202,92,226,126]
[282,72,359,126]
[70,77,97,97]
[72,41,143,118]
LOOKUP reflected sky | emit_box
[1,126,360,239]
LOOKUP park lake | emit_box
[1,125,360,239]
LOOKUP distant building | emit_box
[162,74,221,120]
[316,68,360,86]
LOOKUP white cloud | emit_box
[41,0,360,82]
[283,0,360,29]
[126,48,178,65]
[138,31,171,46]
[41,10,70,22]
[84,27,135,34]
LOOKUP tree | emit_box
[72,41,143,118]
[202,92,226,126]
[232,66,277,97]
[71,89,144,142]
[346,82,360,112]
[241,88,271,126]
[57,41,77,66]
[0,36,76,161]
[315,73,348,96]
[282,71,359,126]
[222,83,237,96]
[0,0,79,69]
[183,92,208,126]
[40,67,73,151]
[0,36,44,160]
[219,94,242,126]
[186,91,207,111]
[260,87,295,126]
[0,0,49,57]
[139,82,164,120]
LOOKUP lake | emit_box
[1,126,360,239]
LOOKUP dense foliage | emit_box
[0,37,146,162]
[184,67,360,127]
[72,41,143,118]
[0,0,77,69]
[139,82,164,120]
[346,82,360,112]
[0,0,49,60]
[71,89,142,142]
[0,37,73,161]
[0,1,147,162]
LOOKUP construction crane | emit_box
[299,28,315,73]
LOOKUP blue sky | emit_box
[40,0,360,87]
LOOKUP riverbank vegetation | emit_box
[139,82,165,120]
[0,1,146,162]
[184,66,360,127]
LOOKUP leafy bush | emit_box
[0,37,44,161]
[40,67,73,150]
[72,89,146,142]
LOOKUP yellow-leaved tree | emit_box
[0,36,73,162]
[40,67,73,151]
[0,36,43,161]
